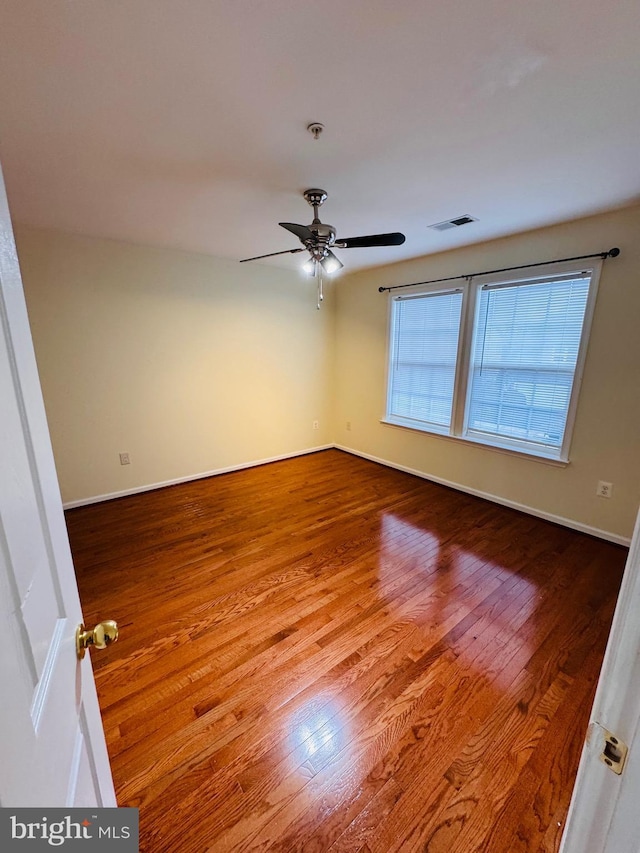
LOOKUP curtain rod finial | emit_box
[608,247,620,257]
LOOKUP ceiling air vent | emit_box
[429,215,478,232]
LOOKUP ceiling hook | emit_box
[307,122,324,140]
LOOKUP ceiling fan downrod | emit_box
[303,188,328,224]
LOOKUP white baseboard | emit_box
[63,442,631,547]
[334,444,631,547]
[62,445,334,509]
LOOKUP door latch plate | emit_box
[599,729,628,775]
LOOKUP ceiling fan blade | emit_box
[336,232,406,249]
[239,247,304,263]
[279,222,314,242]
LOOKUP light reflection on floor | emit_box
[287,699,349,773]
[284,515,543,781]
[379,512,539,688]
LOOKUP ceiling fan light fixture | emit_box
[302,258,316,276]
[320,254,342,275]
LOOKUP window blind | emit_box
[465,276,591,450]
[388,290,463,429]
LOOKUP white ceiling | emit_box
[0,0,639,272]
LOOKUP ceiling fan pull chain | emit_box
[317,263,324,310]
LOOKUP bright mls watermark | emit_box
[0,808,138,850]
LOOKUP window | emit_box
[387,289,463,430]
[385,261,601,462]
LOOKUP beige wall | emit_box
[334,204,640,542]
[16,206,640,541]
[17,227,334,505]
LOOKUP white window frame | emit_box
[384,283,466,436]
[382,259,602,464]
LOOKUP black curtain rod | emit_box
[378,247,620,294]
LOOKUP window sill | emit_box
[380,417,569,468]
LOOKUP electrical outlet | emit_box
[119,452,131,466]
[313,420,319,430]
[596,481,613,498]
[346,421,351,431]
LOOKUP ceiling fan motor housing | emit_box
[308,225,336,260]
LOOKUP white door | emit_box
[560,505,640,852]
[0,166,116,807]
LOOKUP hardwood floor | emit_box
[67,449,626,852]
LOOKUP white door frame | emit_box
[560,504,640,852]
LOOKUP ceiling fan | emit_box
[239,189,406,308]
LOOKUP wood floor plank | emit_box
[67,449,627,852]
[399,673,574,853]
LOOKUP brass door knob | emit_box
[76,620,119,659]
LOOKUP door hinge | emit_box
[597,726,628,776]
